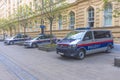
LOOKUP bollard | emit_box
[114,57,120,67]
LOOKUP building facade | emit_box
[0,0,120,40]
[0,0,7,18]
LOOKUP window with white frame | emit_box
[58,15,62,30]
[88,7,94,27]
[69,11,75,29]
[104,3,112,26]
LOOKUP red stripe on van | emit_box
[58,44,69,46]
[77,40,113,47]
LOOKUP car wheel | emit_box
[77,49,85,60]
[32,43,37,48]
[9,41,14,45]
[106,45,112,53]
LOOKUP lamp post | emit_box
[40,0,45,34]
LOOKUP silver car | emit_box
[24,34,57,48]
[4,34,31,45]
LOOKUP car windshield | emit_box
[32,35,43,40]
[32,36,39,40]
[9,36,16,39]
[64,31,85,40]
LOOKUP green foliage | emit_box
[15,4,33,18]
[32,0,72,44]
[39,0,68,19]
[0,18,9,30]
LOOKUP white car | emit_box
[24,34,57,48]
[4,34,31,45]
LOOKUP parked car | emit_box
[24,34,57,48]
[4,34,31,45]
[56,28,114,59]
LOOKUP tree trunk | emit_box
[49,17,53,44]
[24,26,26,35]
[14,27,17,35]
[3,29,5,40]
[9,27,12,37]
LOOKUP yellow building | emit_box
[26,0,120,40]
[0,0,120,42]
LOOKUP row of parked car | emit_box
[4,33,57,48]
[4,28,114,60]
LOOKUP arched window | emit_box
[88,7,94,27]
[104,3,112,26]
[69,11,75,29]
[58,15,62,30]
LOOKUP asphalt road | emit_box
[0,42,120,80]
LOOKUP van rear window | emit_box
[94,31,111,39]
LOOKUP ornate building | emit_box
[0,0,120,42]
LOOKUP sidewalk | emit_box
[114,44,120,51]
[0,62,18,80]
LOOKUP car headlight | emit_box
[68,44,77,48]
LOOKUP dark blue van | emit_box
[56,29,114,59]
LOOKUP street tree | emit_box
[15,4,33,35]
[36,0,70,44]
[0,18,9,39]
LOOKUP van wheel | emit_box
[77,50,85,60]
[106,45,112,53]
[60,55,66,57]
[32,43,37,48]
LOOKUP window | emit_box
[104,3,112,26]
[88,7,94,27]
[83,31,93,41]
[34,0,38,10]
[94,31,111,39]
[58,15,62,30]
[23,35,28,38]
[69,11,75,29]
[65,31,84,40]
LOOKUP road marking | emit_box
[0,54,38,80]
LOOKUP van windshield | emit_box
[64,31,84,40]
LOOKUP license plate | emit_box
[59,52,64,55]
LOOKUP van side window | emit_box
[83,31,93,40]
[94,31,111,39]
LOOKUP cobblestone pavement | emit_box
[0,42,120,80]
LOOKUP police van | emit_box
[56,28,114,59]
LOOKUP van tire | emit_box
[77,49,85,60]
[106,45,112,53]
[61,55,66,57]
